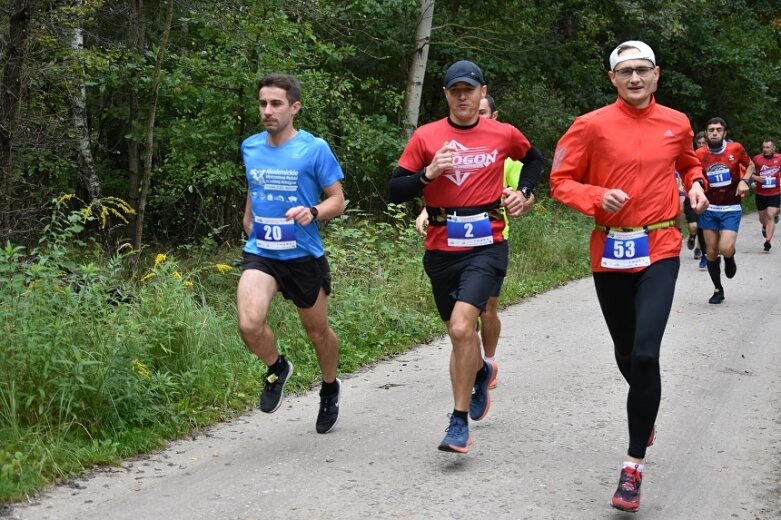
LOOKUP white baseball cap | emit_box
[609,40,656,71]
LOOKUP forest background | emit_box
[1,0,780,504]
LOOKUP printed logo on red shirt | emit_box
[445,139,498,186]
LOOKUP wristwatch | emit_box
[309,206,319,220]
[520,187,533,198]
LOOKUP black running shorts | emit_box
[241,252,332,308]
[423,241,508,321]
[756,193,781,211]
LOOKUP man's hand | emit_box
[503,187,535,217]
[285,206,316,225]
[689,183,710,213]
[736,179,751,198]
[415,208,429,236]
[426,142,457,180]
[601,189,630,213]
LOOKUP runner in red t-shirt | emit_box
[748,138,781,251]
[696,117,755,303]
[388,60,543,455]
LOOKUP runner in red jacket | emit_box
[550,40,709,513]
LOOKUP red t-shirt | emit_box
[696,142,751,206]
[397,117,531,251]
[752,152,781,196]
[549,97,705,273]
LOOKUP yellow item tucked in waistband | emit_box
[594,219,676,233]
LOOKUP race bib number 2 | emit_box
[254,217,296,250]
[601,230,651,269]
[446,213,494,247]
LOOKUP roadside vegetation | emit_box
[0,195,590,503]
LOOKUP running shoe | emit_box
[469,360,494,421]
[647,425,656,447]
[611,464,643,512]
[315,378,341,434]
[686,234,695,250]
[438,414,472,453]
[708,288,725,304]
[698,255,707,270]
[259,358,293,413]
[764,240,772,252]
[693,247,701,259]
[724,256,736,279]
[488,360,499,389]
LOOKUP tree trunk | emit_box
[125,0,145,237]
[133,0,174,251]
[69,0,101,200]
[0,0,32,238]
[403,0,434,139]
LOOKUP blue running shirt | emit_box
[241,130,344,260]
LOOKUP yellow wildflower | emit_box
[173,271,182,280]
[141,272,156,282]
[132,359,152,379]
[57,193,75,204]
[154,253,167,267]
[215,263,233,274]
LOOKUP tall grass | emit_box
[0,196,591,503]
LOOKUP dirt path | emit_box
[6,213,781,520]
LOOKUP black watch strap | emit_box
[310,206,319,220]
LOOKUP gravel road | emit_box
[6,212,781,520]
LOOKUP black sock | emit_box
[320,379,339,396]
[453,409,468,422]
[270,354,287,374]
[706,257,722,291]
[697,227,705,250]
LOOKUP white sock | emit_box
[484,355,496,362]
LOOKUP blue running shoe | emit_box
[698,255,707,270]
[469,360,494,421]
[438,414,472,453]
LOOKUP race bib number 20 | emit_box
[254,217,296,250]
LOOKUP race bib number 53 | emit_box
[601,230,651,269]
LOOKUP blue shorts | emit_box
[699,209,741,232]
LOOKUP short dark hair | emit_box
[706,117,727,129]
[694,131,706,146]
[762,137,775,146]
[484,93,497,113]
[258,74,301,105]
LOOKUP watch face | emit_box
[310,206,319,218]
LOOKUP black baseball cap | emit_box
[443,60,485,88]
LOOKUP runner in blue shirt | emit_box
[237,74,346,434]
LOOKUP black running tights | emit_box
[592,257,680,459]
